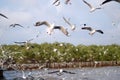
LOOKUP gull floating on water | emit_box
[9,24,24,28]
[0,13,8,19]
[63,17,76,31]
[82,0,101,12]
[35,21,69,36]
[81,26,104,35]
[48,69,75,76]
[100,0,120,5]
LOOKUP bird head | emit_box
[34,22,41,26]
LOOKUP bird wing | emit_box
[81,27,92,31]
[54,26,69,36]
[82,0,93,9]
[15,24,24,28]
[0,13,8,19]
[101,0,112,5]
[48,71,59,74]
[63,70,76,74]
[14,42,26,44]
[52,0,60,6]
[27,38,34,42]
[65,0,71,4]
[63,17,72,27]
[9,24,14,27]
[96,30,104,34]
[36,21,51,28]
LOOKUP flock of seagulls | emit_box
[0,0,119,43]
[0,0,119,49]
[0,0,119,79]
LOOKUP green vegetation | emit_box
[0,42,120,64]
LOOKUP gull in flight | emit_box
[81,26,104,35]
[100,0,120,5]
[0,13,8,19]
[48,69,75,76]
[9,24,24,28]
[52,0,60,6]
[63,17,76,31]
[82,0,101,12]
[14,38,34,50]
[35,21,69,36]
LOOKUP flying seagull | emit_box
[35,21,69,36]
[35,21,54,35]
[52,0,60,6]
[48,69,75,76]
[9,24,24,28]
[82,0,101,12]
[63,17,76,31]
[14,38,34,50]
[0,13,8,19]
[81,27,104,35]
[100,0,120,5]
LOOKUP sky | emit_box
[0,0,120,45]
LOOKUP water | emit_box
[3,66,120,80]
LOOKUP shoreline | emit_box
[1,61,120,70]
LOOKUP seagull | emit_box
[100,0,120,5]
[48,69,75,76]
[82,0,101,12]
[63,17,76,31]
[14,38,34,50]
[9,24,24,28]
[81,26,104,35]
[14,71,34,80]
[0,13,8,19]
[52,0,60,6]
[35,21,69,36]
[35,21,54,35]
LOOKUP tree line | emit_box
[0,42,120,64]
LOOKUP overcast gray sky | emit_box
[0,0,120,45]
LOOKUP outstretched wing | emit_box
[14,41,26,44]
[35,21,51,27]
[65,0,71,4]
[63,70,76,74]
[15,24,24,28]
[54,26,69,36]
[101,0,112,5]
[81,27,92,31]
[82,0,93,9]
[96,30,104,34]
[63,17,72,26]
[52,0,60,6]
[0,13,8,19]
[48,71,59,74]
